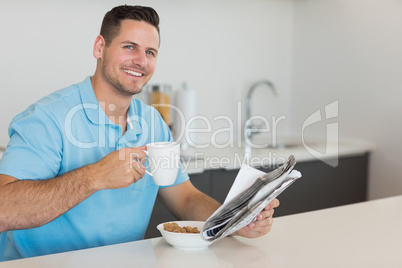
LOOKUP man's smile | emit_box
[122,69,144,77]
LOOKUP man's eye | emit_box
[124,45,133,50]
[146,51,155,56]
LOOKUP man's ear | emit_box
[93,35,106,59]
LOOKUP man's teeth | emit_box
[123,69,143,77]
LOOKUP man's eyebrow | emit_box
[121,41,158,54]
[122,41,139,47]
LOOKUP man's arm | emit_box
[157,180,221,222]
[0,147,147,233]
[0,169,97,232]
[158,180,280,238]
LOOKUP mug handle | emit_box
[133,150,153,176]
[142,150,153,177]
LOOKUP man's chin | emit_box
[116,84,145,96]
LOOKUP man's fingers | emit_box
[132,163,146,182]
[133,145,147,151]
[257,208,275,220]
[127,148,147,164]
[265,199,280,210]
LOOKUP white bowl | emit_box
[157,221,213,250]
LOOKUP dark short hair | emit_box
[100,5,160,46]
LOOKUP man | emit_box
[0,5,279,261]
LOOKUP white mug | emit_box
[144,141,180,186]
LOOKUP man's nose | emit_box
[132,50,147,67]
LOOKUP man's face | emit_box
[100,20,159,96]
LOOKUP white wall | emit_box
[291,0,402,199]
[0,0,293,146]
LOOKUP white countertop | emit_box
[1,195,400,268]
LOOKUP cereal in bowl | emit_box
[163,222,200,233]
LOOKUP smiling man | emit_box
[0,5,279,262]
[95,20,158,95]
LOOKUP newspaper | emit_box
[202,155,302,241]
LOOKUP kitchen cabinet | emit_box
[144,153,369,238]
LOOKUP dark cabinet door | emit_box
[209,169,239,204]
[270,154,369,217]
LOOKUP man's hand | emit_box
[88,146,147,191]
[232,198,280,238]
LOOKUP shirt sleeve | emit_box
[0,105,63,180]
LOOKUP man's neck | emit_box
[90,75,132,132]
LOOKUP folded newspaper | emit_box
[202,155,302,241]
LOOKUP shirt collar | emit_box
[78,76,109,125]
[78,76,143,137]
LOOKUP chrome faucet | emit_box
[244,80,277,142]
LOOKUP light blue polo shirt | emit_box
[0,76,189,261]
